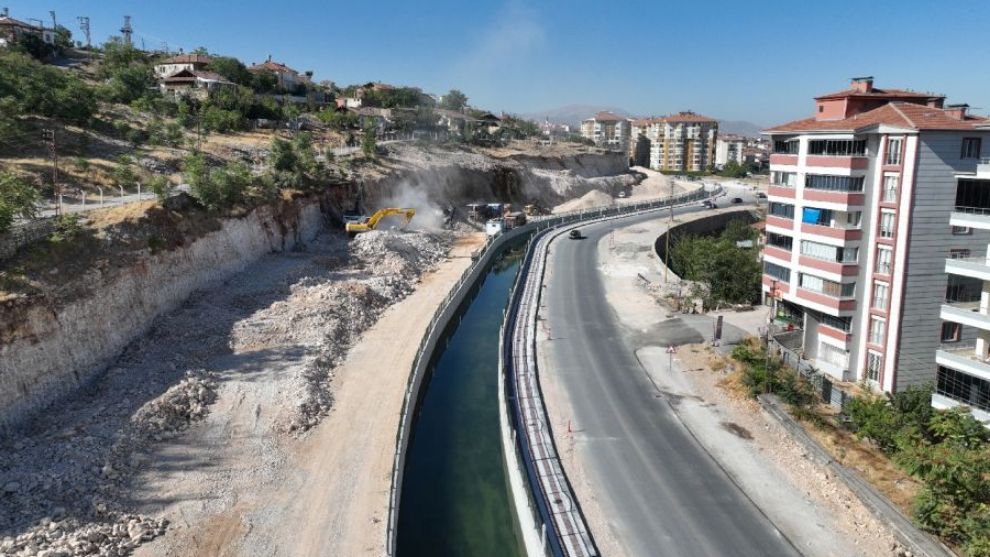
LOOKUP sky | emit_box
[5,0,990,126]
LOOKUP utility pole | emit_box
[77,16,91,49]
[120,15,132,47]
[42,129,60,216]
[766,279,778,394]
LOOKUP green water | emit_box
[396,250,525,557]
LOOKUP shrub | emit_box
[184,155,253,210]
[147,175,171,201]
[0,171,40,233]
[49,213,83,242]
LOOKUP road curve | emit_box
[541,203,802,557]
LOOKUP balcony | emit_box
[936,342,990,383]
[941,300,990,331]
[768,185,796,198]
[795,288,856,313]
[950,209,990,231]
[766,215,794,231]
[979,158,990,179]
[800,223,862,241]
[803,189,866,206]
[805,155,870,170]
[946,256,990,282]
[769,154,798,166]
[798,256,858,276]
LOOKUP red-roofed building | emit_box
[0,13,55,47]
[248,56,312,91]
[762,78,990,407]
[646,112,719,172]
[154,53,211,79]
[580,111,632,153]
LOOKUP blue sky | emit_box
[6,0,989,125]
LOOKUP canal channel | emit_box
[396,246,526,557]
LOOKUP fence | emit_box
[768,328,852,411]
[384,185,715,556]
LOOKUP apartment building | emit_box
[580,112,631,152]
[629,118,652,166]
[648,112,718,172]
[715,135,747,168]
[933,162,990,423]
[762,77,990,395]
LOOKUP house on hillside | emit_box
[154,53,211,79]
[249,56,311,91]
[0,12,55,47]
[159,69,236,99]
[477,112,502,134]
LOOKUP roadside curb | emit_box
[757,394,957,557]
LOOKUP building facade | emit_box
[647,112,718,172]
[763,77,990,395]
[629,118,652,167]
[933,161,990,423]
[715,135,746,168]
[0,13,55,47]
[580,112,631,152]
[154,54,211,79]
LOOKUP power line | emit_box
[77,16,91,49]
[41,128,60,216]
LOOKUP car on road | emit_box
[731,197,744,204]
[701,199,717,209]
[569,229,583,240]
[756,192,767,199]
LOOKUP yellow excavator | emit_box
[345,207,416,235]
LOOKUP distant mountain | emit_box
[520,104,632,128]
[718,120,765,138]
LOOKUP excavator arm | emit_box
[346,208,416,234]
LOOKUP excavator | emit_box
[345,207,416,235]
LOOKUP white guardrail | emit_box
[385,185,716,556]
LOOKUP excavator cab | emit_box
[345,208,416,235]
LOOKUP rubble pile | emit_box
[1,515,167,557]
[349,230,451,280]
[128,371,217,438]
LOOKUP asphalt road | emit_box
[542,199,802,557]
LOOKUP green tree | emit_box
[440,89,468,111]
[270,137,298,172]
[147,175,171,201]
[362,125,377,158]
[718,160,750,178]
[13,33,54,60]
[53,25,73,50]
[0,171,40,233]
[111,156,137,190]
[207,56,253,86]
[0,51,96,124]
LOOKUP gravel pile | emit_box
[553,189,616,213]
[1,229,452,555]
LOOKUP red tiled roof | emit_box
[0,16,40,29]
[159,54,211,65]
[661,111,718,123]
[249,60,299,75]
[765,102,989,133]
[814,87,941,100]
[587,111,626,122]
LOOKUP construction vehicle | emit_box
[345,208,416,235]
[523,204,550,216]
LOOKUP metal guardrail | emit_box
[384,185,716,555]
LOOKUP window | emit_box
[846,211,862,228]
[956,179,990,212]
[818,105,824,113]
[869,316,886,345]
[819,312,852,332]
[802,207,833,225]
[769,202,795,219]
[885,138,903,165]
[937,366,990,413]
[799,273,855,297]
[879,211,896,238]
[766,232,793,251]
[872,282,889,310]
[949,249,971,260]
[941,322,962,342]
[882,174,899,203]
[961,137,982,159]
[773,139,799,154]
[800,240,857,263]
[876,247,893,274]
[952,225,972,235]
[866,352,882,382]
[764,261,791,283]
[804,174,865,192]
[819,342,849,368]
[771,171,798,187]
[807,139,867,156]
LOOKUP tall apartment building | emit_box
[629,118,652,166]
[933,162,990,422]
[715,135,746,168]
[762,77,990,394]
[580,112,631,152]
[647,112,718,172]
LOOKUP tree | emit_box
[718,160,749,178]
[0,171,40,233]
[0,51,96,124]
[270,137,298,172]
[208,56,253,87]
[440,89,468,111]
[53,25,73,50]
[362,125,377,158]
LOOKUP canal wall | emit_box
[653,207,761,265]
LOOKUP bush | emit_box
[0,51,96,124]
[844,386,990,554]
[0,171,40,233]
[731,342,814,405]
[184,155,253,210]
[147,175,171,201]
[49,213,83,242]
